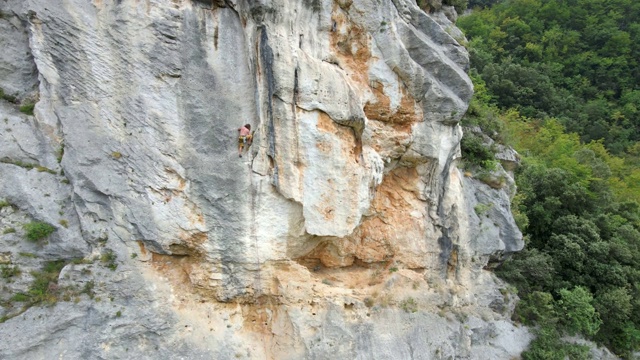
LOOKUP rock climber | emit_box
[237,124,252,157]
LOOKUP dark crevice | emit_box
[259,26,278,188]
[436,131,461,277]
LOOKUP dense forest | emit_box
[456,0,640,358]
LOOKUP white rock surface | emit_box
[0,0,530,358]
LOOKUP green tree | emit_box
[557,287,601,336]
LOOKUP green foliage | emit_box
[11,293,30,302]
[0,88,17,103]
[82,281,95,299]
[522,325,590,360]
[443,0,468,13]
[19,103,35,116]
[400,297,418,313]
[497,249,555,295]
[36,166,57,175]
[474,202,493,216]
[23,221,56,242]
[0,158,37,170]
[468,0,499,8]
[12,260,66,305]
[514,291,557,325]
[1,265,21,280]
[460,132,496,169]
[458,0,640,153]
[417,0,469,14]
[56,143,64,163]
[511,193,530,231]
[460,2,640,355]
[101,249,118,271]
[0,200,13,208]
[557,287,601,336]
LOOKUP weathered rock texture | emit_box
[0,0,528,359]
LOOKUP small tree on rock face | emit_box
[557,286,601,337]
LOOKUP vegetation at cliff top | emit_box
[459,0,640,154]
[458,0,640,357]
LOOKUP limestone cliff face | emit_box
[0,0,527,358]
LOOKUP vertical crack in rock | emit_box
[259,25,278,188]
[436,133,461,278]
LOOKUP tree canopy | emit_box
[457,0,640,357]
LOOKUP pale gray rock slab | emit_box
[0,2,38,102]
[463,174,524,257]
[0,0,538,359]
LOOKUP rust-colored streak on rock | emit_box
[316,111,337,133]
[137,240,148,256]
[350,167,424,264]
[148,230,209,300]
[174,231,208,257]
[304,241,355,268]
[316,111,359,161]
[165,168,187,191]
[330,5,371,87]
[151,252,197,295]
[364,81,423,125]
[241,299,279,334]
[303,167,427,268]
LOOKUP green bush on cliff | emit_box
[23,221,56,242]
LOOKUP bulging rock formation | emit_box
[0,0,528,358]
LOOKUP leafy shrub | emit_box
[460,132,497,169]
[19,103,35,115]
[443,0,468,13]
[557,287,601,336]
[23,221,56,242]
[522,325,589,360]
